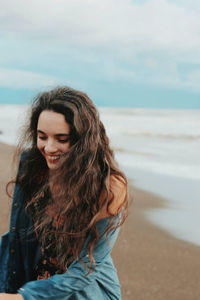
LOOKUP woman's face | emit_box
[37,110,70,169]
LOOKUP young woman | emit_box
[0,86,128,300]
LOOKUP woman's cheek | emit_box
[37,139,44,152]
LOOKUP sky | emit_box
[0,0,200,108]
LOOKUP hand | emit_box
[0,294,23,300]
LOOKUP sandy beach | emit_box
[0,142,200,300]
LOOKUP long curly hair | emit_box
[14,86,128,273]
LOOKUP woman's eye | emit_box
[58,139,69,143]
[38,136,47,140]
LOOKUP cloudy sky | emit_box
[0,0,200,108]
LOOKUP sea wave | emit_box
[122,130,200,140]
[0,105,200,180]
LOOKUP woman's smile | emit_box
[46,155,61,164]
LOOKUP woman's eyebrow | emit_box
[37,129,45,134]
[37,130,70,137]
[55,133,70,137]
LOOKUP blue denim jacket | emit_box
[0,159,121,299]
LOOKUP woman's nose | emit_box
[44,139,58,153]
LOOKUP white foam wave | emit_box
[0,104,28,145]
[0,105,200,181]
[121,130,200,140]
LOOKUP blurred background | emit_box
[0,1,200,299]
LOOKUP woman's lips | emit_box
[46,155,60,163]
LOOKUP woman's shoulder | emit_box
[20,150,30,161]
[110,174,127,193]
[98,174,127,220]
[109,174,127,215]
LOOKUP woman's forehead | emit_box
[37,110,70,134]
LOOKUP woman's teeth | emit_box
[47,155,60,161]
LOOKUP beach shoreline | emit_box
[0,142,200,300]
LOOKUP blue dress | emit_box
[0,160,122,299]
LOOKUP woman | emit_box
[0,86,128,299]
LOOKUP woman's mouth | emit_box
[46,155,60,164]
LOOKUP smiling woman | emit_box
[0,86,128,300]
[37,111,71,169]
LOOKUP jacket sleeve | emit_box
[0,151,31,293]
[18,221,120,300]
[0,232,10,292]
[18,257,98,300]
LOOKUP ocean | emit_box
[0,105,200,246]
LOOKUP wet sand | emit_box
[0,142,200,300]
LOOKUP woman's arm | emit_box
[0,294,23,300]
[15,256,110,300]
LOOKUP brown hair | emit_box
[14,86,128,272]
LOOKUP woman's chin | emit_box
[46,159,60,170]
